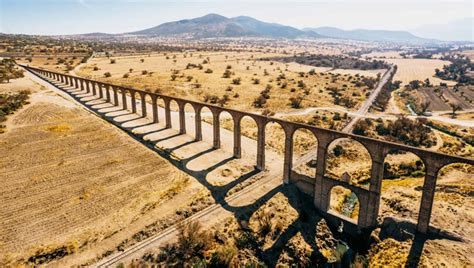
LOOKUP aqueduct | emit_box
[24,65,473,235]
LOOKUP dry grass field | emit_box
[74,52,379,113]
[0,76,211,266]
[16,55,85,73]
[380,58,456,86]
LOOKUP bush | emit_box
[204,68,213,74]
[333,145,344,157]
[232,78,241,85]
[289,95,304,108]
[110,59,116,64]
[93,66,99,71]
[253,96,267,108]
[142,70,148,75]
[122,73,129,78]
[104,72,111,78]
[222,69,232,78]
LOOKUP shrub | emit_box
[222,69,232,78]
[142,70,148,75]
[253,96,267,108]
[289,95,304,108]
[122,73,129,78]
[104,72,111,78]
[93,66,99,71]
[110,59,116,64]
[333,145,344,157]
[204,68,213,74]
[232,78,241,85]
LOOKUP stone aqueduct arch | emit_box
[28,66,474,235]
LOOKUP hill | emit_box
[305,26,436,43]
[128,13,321,39]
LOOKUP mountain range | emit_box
[129,14,321,39]
[75,14,471,43]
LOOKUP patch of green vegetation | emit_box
[0,90,30,133]
[0,58,24,83]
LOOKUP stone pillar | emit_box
[363,146,385,228]
[92,82,97,96]
[283,129,294,184]
[233,116,242,158]
[74,77,78,88]
[86,80,90,93]
[164,98,171,129]
[60,75,64,83]
[212,111,220,149]
[178,102,186,134]
[140,92,147,117]
[105,85,111,102]
[113,87,119,106]
[314,134,331,209]
[121,88,128,110]
[151,95,159,123]
[194,106,202,141]
[130,90,137,113]
[80,79,84,91]
[256,119,266,170]
[417,162,441,234]
[98,83,104,99]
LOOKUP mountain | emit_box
[412,17,473,42]
[304,26,436,43]
[128,13,321,39]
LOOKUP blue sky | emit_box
[1,0,472,35]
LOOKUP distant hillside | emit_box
[412,17,474,42]
[128,13,321,39]
[305,27,436,43]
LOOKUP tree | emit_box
[449,103,462,118]
[419,101,430,115]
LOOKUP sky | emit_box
[0,0,473,35]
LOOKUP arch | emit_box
[328,185,360,224]
[181,102,196,135]
[325,137,372,189]
[236,115,259,166]
[379,149,426,224]
[199,105,216,146]
[216,110,234,152]
[264,120,286,174]
[430,162,473,232]
[291,127,319,178]
[168,98,180,130]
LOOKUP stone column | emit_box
[80,79,84,91]
[314,134,331,209]
[74,77,78,88]
[60,75,64,83]
[140,92,147,117]
[194,106,202,141]
[256,119,266,170]
[113,87,119,106]
[86,80,90,93]
[121,88,128,110]
[92,82,97,96]
[233,116,242,158]
[212,111,220,149]
[164,98,171,128]
[98,83,104,99]
[283,129,294,184]
[130,90,137,113]
[363,146,385,228]
[178,102,186,134]
[417,161,441,234]
[151,95,159,123]
[104,85,110,102]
